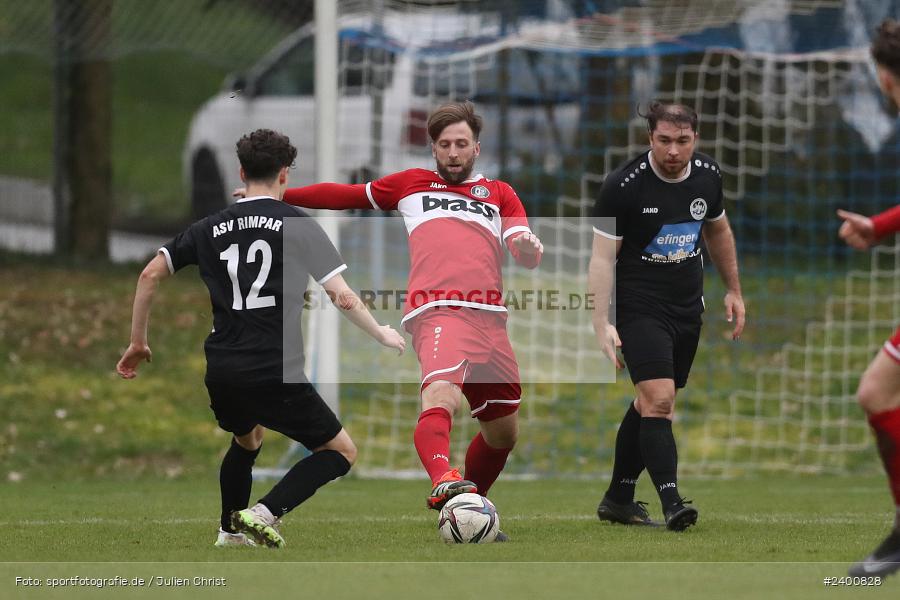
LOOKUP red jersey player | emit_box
[837,18,900,578]
[257,102,543,524]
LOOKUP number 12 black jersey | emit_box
[160,196,345,384]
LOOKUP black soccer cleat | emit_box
[494,530,510,542]
[848,530,900,578]
[596,495,658,526]
[664,498,698,532]
[427,468,478,510]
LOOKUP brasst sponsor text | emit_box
[421,195,496,220]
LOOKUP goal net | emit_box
[274,0,900,479]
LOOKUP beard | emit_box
[661,159,689,178]
[436,155,476,185]
[653,155,689,179]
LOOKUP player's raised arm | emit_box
[116,253,171,378]
[701,214,745,340]
[234,182,372,209]
[280,171,408,211]
[283,183,373,210]
[320,273,405,354]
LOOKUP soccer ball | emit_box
[438,493,500,544]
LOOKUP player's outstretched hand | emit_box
[512,232,544,255]
[724,291,745,340]
[377,325,406,355]
[116,343,152,379]
[232,187,247,199]
[836,209,876,250]
[594,321,623,369]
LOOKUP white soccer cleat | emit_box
[231,504,286,548]
[213,527,257,547]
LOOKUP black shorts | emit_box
[617,311,702,389]
[205,379,343,450]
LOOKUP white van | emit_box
[183,16,580,217]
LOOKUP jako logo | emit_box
[422,195,496,220]
[429,182,447,189]
[658,482,677,491]
[642,207,659,214]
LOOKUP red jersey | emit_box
[366,169,536,324]
[873,204,900,239]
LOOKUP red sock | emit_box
[414,407,453,484]
[464,432,512,496]
[868,407,900,506]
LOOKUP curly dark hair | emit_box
[872,19,900,78]
[236,129,298,181]
[639,101,698,134]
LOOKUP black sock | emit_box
[259,450,351,518]
[220,439,261,532]
[605,402,644,504]
[639,417,681,509]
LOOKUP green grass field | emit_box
[1,476,898,599]
[1,250,895,599]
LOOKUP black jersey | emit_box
[592,151,725,318]
[160,196,345,384]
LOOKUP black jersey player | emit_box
[116,129,405,548]
[588,103,745,531]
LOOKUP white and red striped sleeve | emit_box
[366,170,413,211]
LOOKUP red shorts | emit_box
[884,326,900,364]
[407,307,521,421]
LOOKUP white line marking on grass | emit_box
[6,515,592,527]
[3,518,213,526]
[4,513,888,527]
[729,514,887,525]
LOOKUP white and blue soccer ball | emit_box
[438,493,500,544]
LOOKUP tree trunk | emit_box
[53,0,112,261]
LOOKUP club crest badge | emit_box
[690,198,707,220]
[470,185,490,199]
